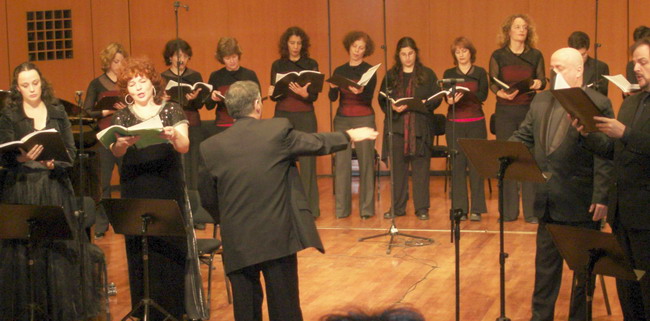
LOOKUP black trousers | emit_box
[531,219,600,321]
[389,134,431,214]
[95,145,121,234]
[495,104,535,221]
[228,254,303,321]
[614,223,650,321]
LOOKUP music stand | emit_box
[0,204,72,321]
[547,224,644,321]
[457,139,546,321]
[101,198,186,321]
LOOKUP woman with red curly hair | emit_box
[111,57,208,320]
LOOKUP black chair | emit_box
[431,113,451,193]
[187,190,232,306]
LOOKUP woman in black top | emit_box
[160,38,204,190]
[329,31,378,219]
[205,37,260,137]
[84,42,128,238]
[269,26,321,218]
[111,57,207,320]
[379,37,441,220]
[489,14,546,223]
[443,37,488,222]
[0,62,103,320]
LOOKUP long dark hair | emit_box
[389,37,427,90]
[278,26,310,59]
[8,62,58,108]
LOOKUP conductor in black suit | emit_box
[574,37,650,321]
[198,80,378,321]
[509,47,613,321]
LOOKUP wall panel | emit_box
[89,0,130,75]
[0,2,9,89]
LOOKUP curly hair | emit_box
[389,37,427,88]
[279,26,310,59]
[450,36,477,65]
[8,62,58,108]
[162,38,193,66]
[343,31,375,57]
[215,37,242,64]
[99,42,129,72]
[116,57,165,105]
[320,307,425,321]
[497,14,538,48]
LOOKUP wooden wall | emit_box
[0,0,648,174]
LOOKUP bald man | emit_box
[509,48,614,321]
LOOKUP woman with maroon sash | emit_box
[83,42,128,238]
[268,26,322,218]
[205,37,260,138]
[378,37,441,221]
[328,31,377,219]
[489,14,546,223]
[443,36,488,222]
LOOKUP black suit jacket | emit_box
[583,92,650,229]
[583,57,610,97]
[510,89,613,222]
[198,117,349,274]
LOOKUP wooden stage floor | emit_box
[96,176,623,320]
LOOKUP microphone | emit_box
[173,1,189,11]
[437,78,465,85]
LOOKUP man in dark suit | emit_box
[568,31,610,97]
[575,38,650,320]
[509,47,613,321]
[198,80,378,321]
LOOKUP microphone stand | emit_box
[74,91,88,317]
[445,79,464,321]
[173,1,189,110]
[358,0,432,254]
[593,0,601,93]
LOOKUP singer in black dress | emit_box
[329,31,378,218]
[84,42,129,238]
[205,37,260,137]
[442,37,489,222]
[160,38,204,190]
[269,26,322,218]
[111,58,207,320]
[378,37,441,220]
[489,14,546,223]
[0,62,103,320]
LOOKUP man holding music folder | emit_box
[573,37,650,320]
[509,47,614,321]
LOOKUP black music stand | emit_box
[547,224,644,321]
[0,204,72,321]
[457,139,546,321]
[102,198,186,321]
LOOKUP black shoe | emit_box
[469,213,481,221]
[336,213,350,219]
[360,213,374,219]
[525,217,539,224]
[498,217,517,223]
[383,211,405,219]
[459,214,468,221]
[416,210,429,220]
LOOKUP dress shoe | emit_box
[360,213,374,219]
[526,217,539,224]
[469,213,481,221]
[336,214,350,219]
[416,210,429,220]
[498,217,517,223]
[383,211,405,219]
[459,214,468,221]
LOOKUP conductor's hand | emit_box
[17,145,44,163]
[497,89,518,101]
[590,203,608,221]
[185,88,202,101]
[289,82,310,98]
[346,127,379,142]
[594,116,626,139]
